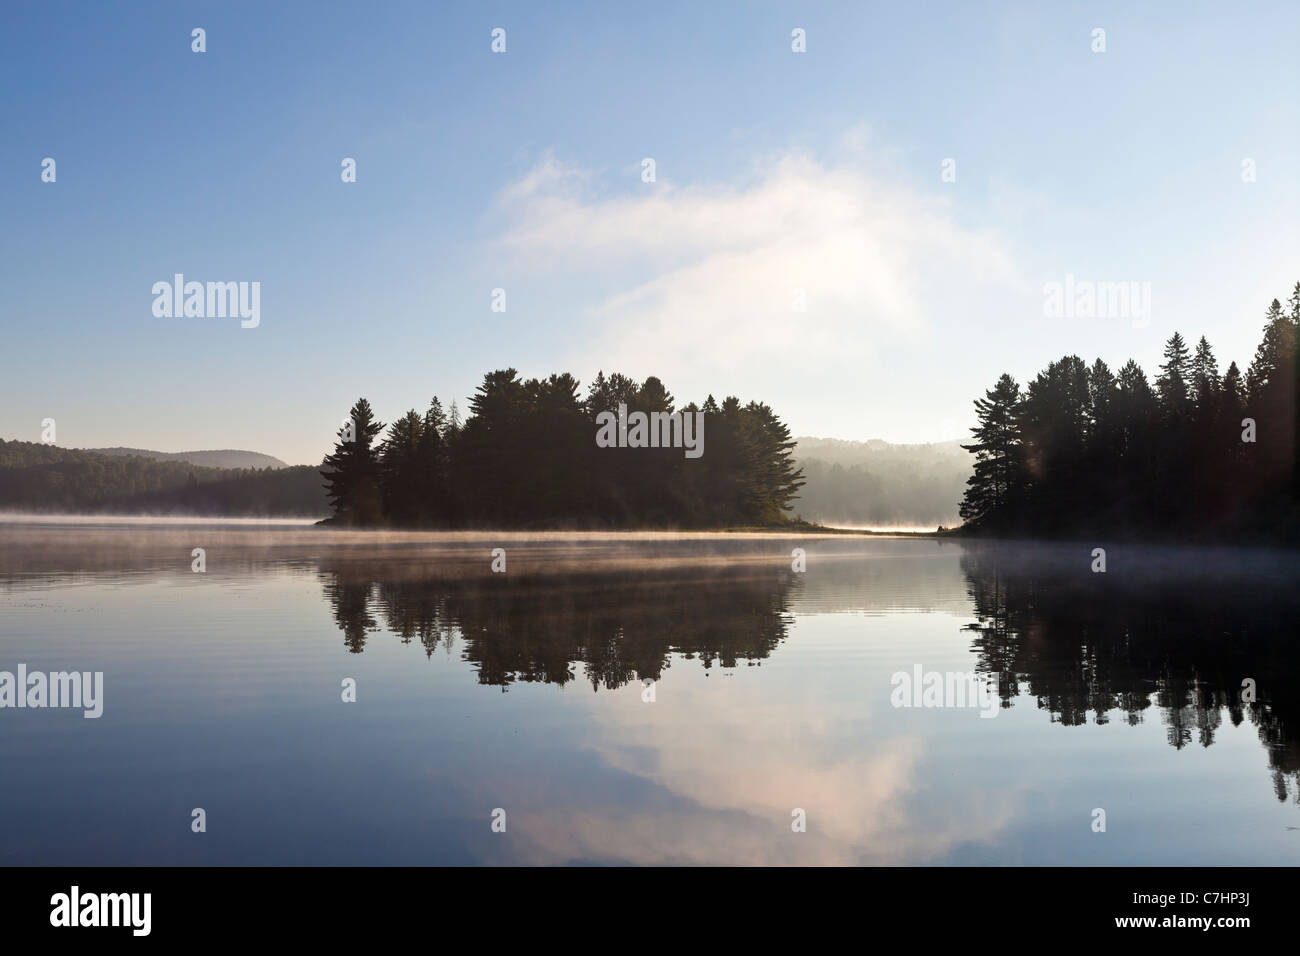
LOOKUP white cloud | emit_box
[491,151,1026,385]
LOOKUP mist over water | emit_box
[1,520,1296,865]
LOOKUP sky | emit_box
[2,0,1297,465]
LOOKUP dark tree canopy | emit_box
[959,283,1300,543]
[321,370,805,529]
[321,398,385,526]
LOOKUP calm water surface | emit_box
[1,519,1297,865]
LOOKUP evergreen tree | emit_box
[1190,336,1221,415]
[959,374,1024,527]
[424,397,447,437]
[459,370,528,523]
[1244,299,1298,492]
[378,410,426,525]
[419,397,451,524]
[321,398,385,525]
[1220,361,1244,419]
[1115,359,1157,452]
[1087,359,1117,429]
[1245,299,1296,402]
[637,375,675,412]
[1157,332,1192,417]
[743,400,806,522]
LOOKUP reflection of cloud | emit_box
[505,668,1018,865]
[493,151,1024,380]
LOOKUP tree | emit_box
[1156,332,1192,418]
[458,370,528,524]
[959,374,1024,527]
[1220,361,1244,420]
[638,375,675,412]
[1245,299,1296,402]
[742,400,805,522]
[1243,298,1299,494]
[423,397,447,437]
[1114,359,1157,453]
[378,410,426,525]
[321,398,385,525]
[418,397,451,524]
[1190,336,1220,417]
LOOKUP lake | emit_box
[1,518,1297,865]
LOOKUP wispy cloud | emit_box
[491,150,1026,385]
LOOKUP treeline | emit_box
[321,369,805,528]
[0,440,325,516]
[959,284,1300,542]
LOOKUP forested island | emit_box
[959,284,1300,543]
[320,369,806,528]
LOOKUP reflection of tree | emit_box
[960,542,1300,803]
[319,559,796,691]
[374,579,454,657]
[320,576,377,654]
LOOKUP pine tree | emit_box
[742,400,805,522]
[1246,299,1296,402]
[1086,358,1119,462]
[1244,299,1298,490]
[378,410,425,525]
[1217,360,1246,484]
[423,397,447,438]
[638,376,675,412]
[959,374,1024,527]
[321,398,385,525]
[1156,332,1192,417]
[1220,361,1243,417]
[1190,336,1220,408]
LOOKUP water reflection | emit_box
[2,524,1297,863]
[320,556,797,689]
[319,540,1300,806]
[959,542,1300,804]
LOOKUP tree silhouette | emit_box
[959,284,1300,542]
[959,374,1025,527]
[1157,331,1192,417]
[378,409,426,525]
[321,371,806,529]
[321,398,385,526]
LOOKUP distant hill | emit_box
[790,436,971,529]
[82,447,288,470]
[0,439,324,516]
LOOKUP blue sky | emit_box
[2,0,1297,464]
